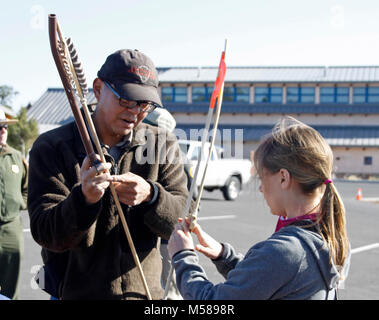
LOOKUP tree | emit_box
[0,84,39,157]
[7,107,39,157]
[0,85,18,107]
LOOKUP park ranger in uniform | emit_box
[0,109,28,299]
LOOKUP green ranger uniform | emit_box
[0,144,28,299]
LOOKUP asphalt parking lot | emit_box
[17,179,379,300]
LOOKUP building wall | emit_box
[244,142,379,177]
[172,109,379,177]
[333,147,379,177]
[161,80,379,176]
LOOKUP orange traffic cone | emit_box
[356,188,362,200]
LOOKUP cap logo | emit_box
[128,65,156,83]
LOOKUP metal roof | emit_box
[27,88,96,125]
[157,66,379,83]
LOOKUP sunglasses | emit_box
[104,81,159,113]
[0,124,8,130]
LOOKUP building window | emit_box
[254,87,282,103]
[353,86,379,103]
[161,87,187,103]
[287,87,315,103]
[223,87,250,103]
[236,87,250,102]
[364,156,373,165]
[320,87,349,103]
[353,87,366,103]
[223,87,234,102]
[192,86,213,102]
[368,87,379,102]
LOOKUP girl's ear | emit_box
[279,168,291,190]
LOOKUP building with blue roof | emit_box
[27,66,379,177]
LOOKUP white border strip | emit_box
[351,243,379,254]
[198,215,236,221]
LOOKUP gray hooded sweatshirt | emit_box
[172,221,350,300]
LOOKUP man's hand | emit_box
[109,172,152,206]
[80,156,112,205]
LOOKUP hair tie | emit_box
[323,179,333,185]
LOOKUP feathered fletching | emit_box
[66,37,89,96]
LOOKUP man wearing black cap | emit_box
[28,50,190,300]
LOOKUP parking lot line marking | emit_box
[198,215,236,221]
[351,243,379,255]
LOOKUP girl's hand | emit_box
[168,218,195,259]
[189,218,223,260]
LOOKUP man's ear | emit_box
[93,78,103,100]
[279,168,291,189]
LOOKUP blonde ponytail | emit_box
[319,183,349,267]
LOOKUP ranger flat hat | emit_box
[0,109,18,125]
[97,49,162,107]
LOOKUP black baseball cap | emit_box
[97,49,162,107]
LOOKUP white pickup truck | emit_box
[178,140,252,201]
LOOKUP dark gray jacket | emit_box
[172,221,350,300]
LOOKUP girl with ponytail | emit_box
[168,116,350,300]
[255,116,350,270]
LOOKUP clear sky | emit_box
[1,0,379,111]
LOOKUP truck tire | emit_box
[222,176,241,201]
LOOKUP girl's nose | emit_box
[258,184,263,193]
